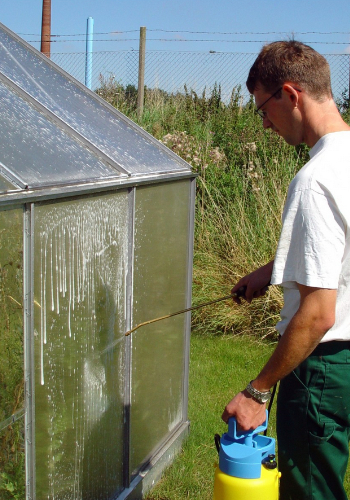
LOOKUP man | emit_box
[222,40,350,500]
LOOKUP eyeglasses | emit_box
[255,87,282,119]
[255,87,302,119]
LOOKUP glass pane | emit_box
[130,180,191,474]
[0,26,190,176]
[0,208,25,500]
[0,79,122,188]
[34,193,128,499]
[0,171,18,193]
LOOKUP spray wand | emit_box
[124,286,247,336]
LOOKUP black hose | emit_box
[214,433,221,455]
[264,383,278,436]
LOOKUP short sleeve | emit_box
[271,187,345,289]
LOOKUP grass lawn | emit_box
[146,332,350,500]
[145,333,277,500]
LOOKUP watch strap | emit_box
[245,380,271,404]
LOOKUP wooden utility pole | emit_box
[137,27,146,120]
[41,0,51,57]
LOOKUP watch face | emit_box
[253,393,269,403]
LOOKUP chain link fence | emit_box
[51,50,350,104]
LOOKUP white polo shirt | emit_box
[271,131,350,341]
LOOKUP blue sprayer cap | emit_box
[219,410,276,479]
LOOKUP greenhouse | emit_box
[0,22,195,500]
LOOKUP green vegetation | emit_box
[145,334,276,500]
[104,79,308,339]
[0,210,25,500]
[145,333,350,500]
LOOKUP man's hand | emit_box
[221,390,267,431]
[222,285,337,432]
[232,261,274,304]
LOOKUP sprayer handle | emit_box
[228,410,268,441]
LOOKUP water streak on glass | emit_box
[34,193,128,499]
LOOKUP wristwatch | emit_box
[245,380,271,404]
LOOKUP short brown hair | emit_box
[246,40,332,101]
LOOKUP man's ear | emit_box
[282,83,300,106]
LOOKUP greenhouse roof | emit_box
[0,23,192,197]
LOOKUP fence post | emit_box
[137,26,146,120]
[85,17,94,89]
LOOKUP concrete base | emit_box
[117,421,190,500]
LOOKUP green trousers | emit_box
[277,341,350,500]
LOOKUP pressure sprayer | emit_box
[213,411,280,500]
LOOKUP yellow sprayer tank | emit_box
[213,412,280,500]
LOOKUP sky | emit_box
[1,0,350,55]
